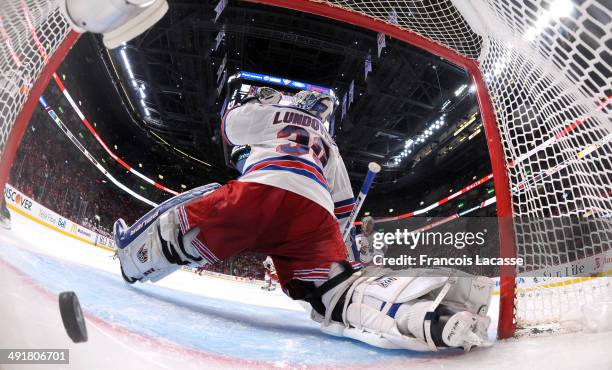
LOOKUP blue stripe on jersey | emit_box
[335,211,352,219]
[243,155,325,177]
[242,155,330,190]
[334,198,355,207]
[245,164,329,190]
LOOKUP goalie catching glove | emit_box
[241,87,283,105]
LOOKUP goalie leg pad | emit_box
[114,184,220,283]
[435,274,494,315]
[311,266,494,352]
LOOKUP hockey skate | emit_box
[0,215,10,230]
[0,200,11,230]
[113,184,220,283]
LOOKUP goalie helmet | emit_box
[294,90,335,122]
[361,216,375,236]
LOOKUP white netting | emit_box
[310,0,483,58]
[1,0,610,336]
[313,0,611,334]
[0,0,70,158]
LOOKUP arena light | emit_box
[453,115,478,136]
[390,114,444,166]
[468,128,482,140]
[524,0,574,41]
[119,47,152,119]
[119,49,132,75]
[454,84,467,96]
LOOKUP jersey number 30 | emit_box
[276,125,330,167]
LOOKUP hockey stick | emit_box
[341,162,381,243]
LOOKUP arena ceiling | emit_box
[66,0,492,206]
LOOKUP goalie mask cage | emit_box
[0,0,610,339]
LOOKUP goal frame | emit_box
[0,1,518,339]
[245,0,518,338]
[0,31,80,199]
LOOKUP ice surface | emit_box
[1,211,611,369]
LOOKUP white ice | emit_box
[1,210,611,369]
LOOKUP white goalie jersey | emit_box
[222,101,355,230]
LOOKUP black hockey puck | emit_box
[58,291,88,343]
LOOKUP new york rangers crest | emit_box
[137,245,148,263]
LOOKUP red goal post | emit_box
[0,0,79,198]
[1,0,609,340]
[0,0,517,339]
[0,0,515,340]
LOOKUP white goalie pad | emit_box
[114,216,201,283]
[349,268,494,315]
[315,266,494,352]
[434,274,495,315]
[114,184,221,283]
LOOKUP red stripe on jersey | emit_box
[334,204,354,214]
[247,160,328,188]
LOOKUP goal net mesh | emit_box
[1,0,610,336]
[0,0,70,157]
[315,0,611,334]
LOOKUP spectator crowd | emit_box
[9,99,267,280]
